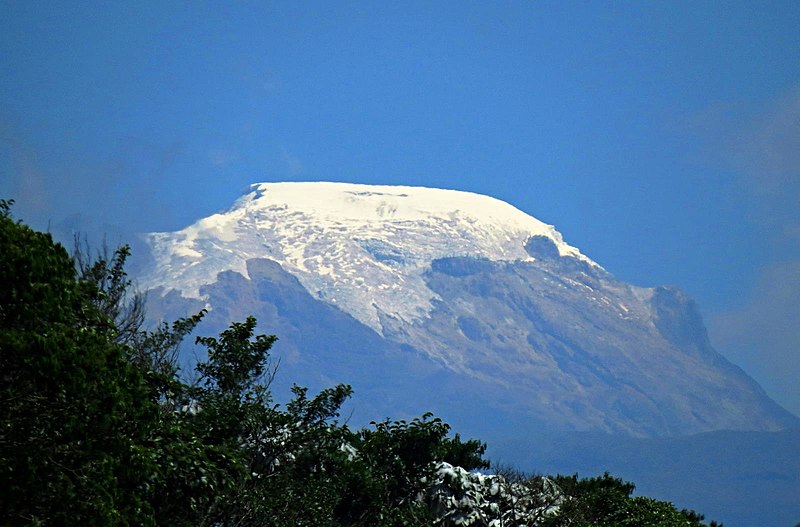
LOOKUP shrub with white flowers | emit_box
[423,462,564,526]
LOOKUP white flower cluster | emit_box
[245,419,356,478]
[243,422,297,475]
[423,462,564,527]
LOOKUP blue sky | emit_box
[2,1,799,414]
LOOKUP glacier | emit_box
[142,181,595,333]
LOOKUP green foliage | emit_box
[73,240,145,345]
[545,472,721,527]
[1,204,159,525]
[196,316,277,397]
[355,414,488,513]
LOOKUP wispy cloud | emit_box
[280,147,304,177]
[708,260,800,415]
[735,88,800,195]
[684,87,800,236]
[1,112,184,234]
[208,148,239,167]
[687,87,800,415]
[0,116,51,220]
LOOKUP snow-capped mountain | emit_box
[140,182,798,437]
[142,182,591,332]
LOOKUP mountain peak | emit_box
[142,182,595,332]
[245,182,571,235]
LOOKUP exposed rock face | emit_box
[140,182,798,437]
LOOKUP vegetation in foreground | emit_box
[0,199,721,526]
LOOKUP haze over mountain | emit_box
[140,182,798,439]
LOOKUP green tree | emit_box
[546,472,721,527]
[0,200,159,525]
[337,414,489,526]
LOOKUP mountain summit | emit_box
[141,182,798,437]
[143,182,593,332]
